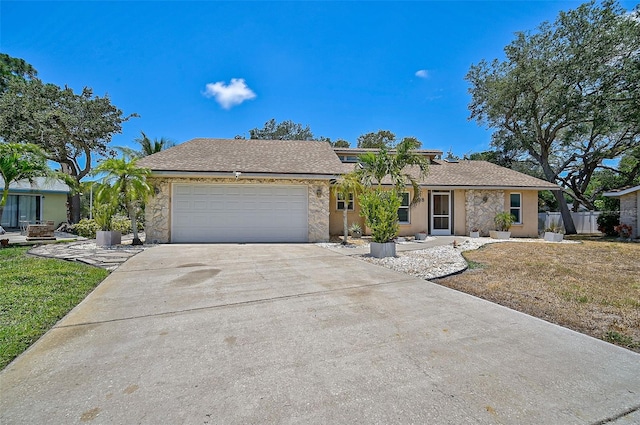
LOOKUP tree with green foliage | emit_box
[331,172,364,244]
[0,53,37,92]
[118,131,175,158]
[93,156,151,245]
[357,130,396,149]
[248,119,314,140]
[0,143,50,223]
[333,139,350,148]
[356,137,429,243]
[356,137,428,206]
[0,56,137,223]
[466,0,640,234]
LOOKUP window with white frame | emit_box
[510,193,522,224]
[398,192,410,223]
[337,192,354,211]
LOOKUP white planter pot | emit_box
[470,231,480,238]
[489,231,511,240]
[370,241,396,258]
[544,232,564,242]
[415,232,427,240]
[96,230,121,247]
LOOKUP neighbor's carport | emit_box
[1,244,638,424]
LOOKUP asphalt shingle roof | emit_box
[421,160,559,189]
[345,160,559,189]
[137,138,346,175]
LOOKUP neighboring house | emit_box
[603,185,640,238]
[138,138,559,243]
[0,177,70,229]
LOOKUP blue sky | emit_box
[2,1,637,157]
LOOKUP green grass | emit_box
[0,247,109,369]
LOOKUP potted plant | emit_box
[349,223,362,238]
[490,212,515,239]
[470,226,480,238]
[359,189,401,258]
[93,202,121,247]
[544,221,564,242]
[415,230,428,240]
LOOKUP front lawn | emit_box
[436,240,640,352]
[0,247,109,369]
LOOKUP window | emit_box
[398,192,410,223]
[510,193,522,224]
[337,192,354,211]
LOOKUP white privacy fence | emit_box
[538,211,602,234]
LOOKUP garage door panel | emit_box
[172,184,309,243]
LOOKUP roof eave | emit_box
[148,170,340,180]
[603,185,640,197]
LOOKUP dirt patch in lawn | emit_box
[435,240,640,352]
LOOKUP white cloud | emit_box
[415,69,429,79]
[203,78,256,109]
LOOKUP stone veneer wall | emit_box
[619,192,639,238]
[144,177,330,243]
[465,189,505,236]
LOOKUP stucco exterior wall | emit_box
[452,189,466,236]
[504,190,539,237]
[328,191,365,236]
[43,193,68,227]
[145,177,330,243]
[619,192,639,238]
[398,189,427,236]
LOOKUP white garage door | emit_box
[171,184,308,243]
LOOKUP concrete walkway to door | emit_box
[1,244,639,424]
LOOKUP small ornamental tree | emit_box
[359,189,402,243]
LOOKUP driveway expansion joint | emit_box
[54,277,412,329]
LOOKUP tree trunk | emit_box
[342,209,348,245]
[553,190,577,235]
[129,204,142,245]
[69,193,81,224]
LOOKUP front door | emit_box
[430,191,451,235]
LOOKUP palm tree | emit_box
[331,172,363,244]
[0,143,49,223]
[93,155,151,245]
[356,137,429,206]
[355,137,429,246]
[118,131,175,158]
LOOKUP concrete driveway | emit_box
[1,244,639,424]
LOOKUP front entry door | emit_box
[431,191,451,235]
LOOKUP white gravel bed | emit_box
[353,237,579,280]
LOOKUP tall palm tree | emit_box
[0,143,49,223]
[331,172,363,244]
[118,131,175,158]
[356,137,429,206]
[93,155,151,245]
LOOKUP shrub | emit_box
[597,211,620,236]
[614,223,633,239]
[494,212,516,231]
[359,189,401,243]
[111,215,132,234]
[72,219,100,238]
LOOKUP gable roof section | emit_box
[138,138,345,177]
[603,185,640,197]
[364,160,559,189]
[0,177,71,194]
[422,160,559,189]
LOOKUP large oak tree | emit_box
[0,56,136,223]
[466,1,640,233]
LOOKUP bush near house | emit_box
[597,211,620,236]
[71,215,138,239]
